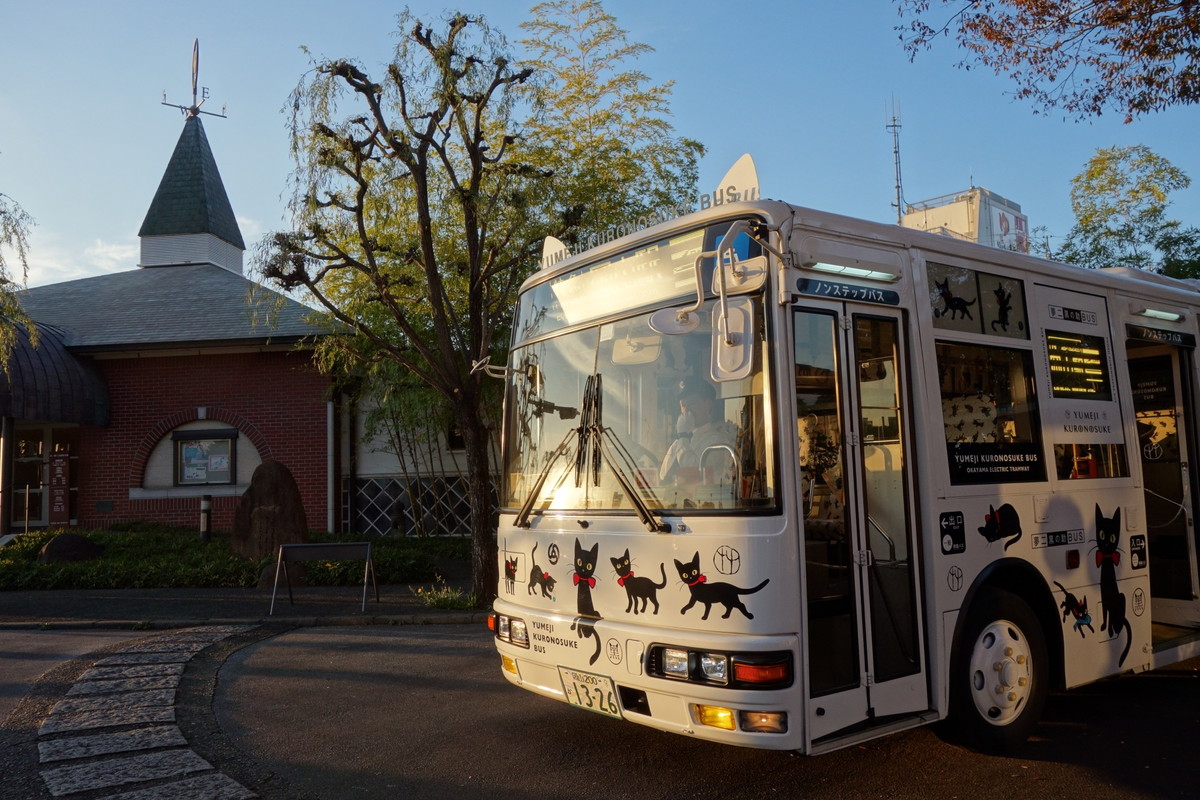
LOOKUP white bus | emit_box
[489,184,1200,753]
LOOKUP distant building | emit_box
[2,109,475,539]
[3,113,337,535]
[900,187,1029,254]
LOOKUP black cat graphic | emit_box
[503,556,518,594]
[570,538,602,665]
[935,278,976,320]
[1054,581,1094,638]
[610,548,667,615]
[673,551,769,620]
[1094,505,1132,667]
[992,283,1013,332]
[978,503,1022,550]
[527,542,556,598]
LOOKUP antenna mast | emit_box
[886,100,904,224]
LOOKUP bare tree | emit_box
[897,1,1200,122]
[259,13,541,603]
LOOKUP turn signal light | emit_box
[648,646,793,688]
[733,660,790,685]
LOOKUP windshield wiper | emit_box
[578,374,670,533]
[514,374,670,533]
[596,429,670,533]
[514,429,576,529]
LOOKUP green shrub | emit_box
[0,527,469,591]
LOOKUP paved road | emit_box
[213,625,1200,800]
[1,630,152,721]
[2,620,1196,799]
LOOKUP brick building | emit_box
[2,112,337,536]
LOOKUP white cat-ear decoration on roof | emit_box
[699,153,760,209]
[540,236,571,270]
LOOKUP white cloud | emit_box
[236,215,263,247]
[82,238,138,272]
[22,233,136,288]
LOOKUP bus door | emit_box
[793,303,928,742]
[1126,336,1200,628]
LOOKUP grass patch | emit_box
[0,525,471,591]
[409,577,477,610]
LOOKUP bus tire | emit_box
[950,587,1048,752]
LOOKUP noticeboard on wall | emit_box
[173,429,237,486]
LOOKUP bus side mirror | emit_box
[712,297,754,381]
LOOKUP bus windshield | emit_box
[502,295,774,516]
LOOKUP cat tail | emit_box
[653,563,667,589]
[1118,619,1132,667]
[1003,532,1022,551]
[739,578,770,595]
[1053,580,1067,593]
[581,622,602,665]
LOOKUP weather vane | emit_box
[161,39,227,119]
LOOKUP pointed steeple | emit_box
[138,115,245,273]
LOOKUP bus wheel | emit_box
[950,587,1048,752]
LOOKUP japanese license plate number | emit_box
[558,666,622,719]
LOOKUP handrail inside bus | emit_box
[867,515,897,563]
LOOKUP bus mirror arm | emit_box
[713,220,788,346]
[649,253,710,335]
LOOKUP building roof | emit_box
[18,264,326,353]
[0,323,109,425]
[137,115,245,250]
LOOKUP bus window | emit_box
[936,341,1047,485]
[1052,443,1129,480]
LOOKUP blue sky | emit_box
[2,0,1197,287]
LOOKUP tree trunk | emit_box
[459,405,498,605]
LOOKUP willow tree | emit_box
[0,188,37,370]
[259,13,543,602]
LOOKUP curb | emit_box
[0,611,491,631]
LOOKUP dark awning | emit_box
[0,322,109,425]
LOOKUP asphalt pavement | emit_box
[0,582,485,799]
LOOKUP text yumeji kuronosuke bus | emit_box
[488,196,1200,754]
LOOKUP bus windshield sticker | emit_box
[928,262,1028,339]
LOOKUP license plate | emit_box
[558,666,622,719]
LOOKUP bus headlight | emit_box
[699,653,729,684]
[648,645,792,688]
[662,647,690,679]
[494,614,529,648]
[510,619,529,647]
